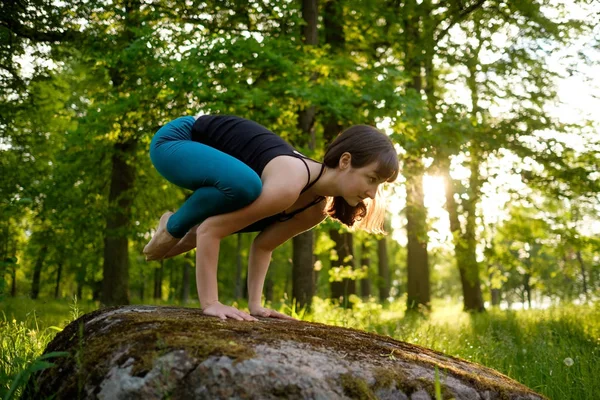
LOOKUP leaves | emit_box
[1,0,597,308]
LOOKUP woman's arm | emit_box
[195,157,307,318]
[247,201,327,315]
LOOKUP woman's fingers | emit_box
[250,307,296,320]
[204,303,253,321]
[203,302,260,321]
[270,311,296,320]
[245,314,259,321]
[233,310,253,321]
[226,307,257,321]
[229,313,244,321]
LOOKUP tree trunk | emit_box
[405,159,430,311]
[11,265,17,297]
[101,140,135,306]
[523,273,532,309]
[76,264,84,300]
[235,233,243,299]
[489,262,501,306]
[181,253,192,304]
[403,2,431,312]
[77,280,82,300]
[462,147,485,312]
[575,250,589,300]
[139,266,145,302]
[329,230,356,306]
[377,237,390,302]
[441,158,484,312]
[31,244,48,299]
[291,0,319,311]
[168,261,175,301]
[458,25,487,313]
[360,242,371,298]
[100,0,141,306]
[296,0,318,141]
[92,280,101,301]
[154,260,163,300]
[491,288,501,306]
[54,261,63,299]
[293,231,315,310]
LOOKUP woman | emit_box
[144,114,398,321]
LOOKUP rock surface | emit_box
[25,305,546,400]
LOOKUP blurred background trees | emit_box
[1,0,598,311]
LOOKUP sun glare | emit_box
[389,175,453,249]
[387,166,524,251]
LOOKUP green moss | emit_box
[372,366,465,399]
[340,373,377,400]
[413,376,451,399]
[371,367,398,390]
[24,307,258,398]
[271,384,303,397]
[77,310,256,378]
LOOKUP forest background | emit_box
[1,1,599,399]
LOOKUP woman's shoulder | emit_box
[262,156,310,191]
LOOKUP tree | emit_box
[377,236,390,302]
[329,228,356,306]
[435,0,594,311]
[292,0,319,311]
[359,240,372,298]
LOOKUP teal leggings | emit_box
[149,116,263,238]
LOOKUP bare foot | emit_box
[143,212,179,261]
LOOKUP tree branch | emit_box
[1,19,82,43]
[434,0,487,44]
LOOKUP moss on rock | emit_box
[23,306,547,400]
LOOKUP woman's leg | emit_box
[144,116,262,259]
[162,224,198,259]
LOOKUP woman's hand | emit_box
[249,305,297,320]
[202,301,258,321]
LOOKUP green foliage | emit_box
[434,366,442,400]
[3,351,69,400]
[1,1,598,397]
[488,200,599,303]
[0,311,66,399]
[1,0,598,328]
[329,265,368,282]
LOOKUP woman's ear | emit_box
[339,152,352,170]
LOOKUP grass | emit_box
[306,296,600,400]
[1,295,598,400]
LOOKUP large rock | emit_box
[25,306,545,400]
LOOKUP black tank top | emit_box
[193,115,298,177]
[192,115,325,232]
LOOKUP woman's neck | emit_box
[305,160,340,197]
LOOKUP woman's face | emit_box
[338,153,384,206]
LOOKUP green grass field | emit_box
[1,296,598,400]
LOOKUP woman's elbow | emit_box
[251,234,277,253]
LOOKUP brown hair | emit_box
[323,125,399,233]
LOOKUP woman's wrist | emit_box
[247,243,272,312]
[248,299,262,310]
[200,299,220,311]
